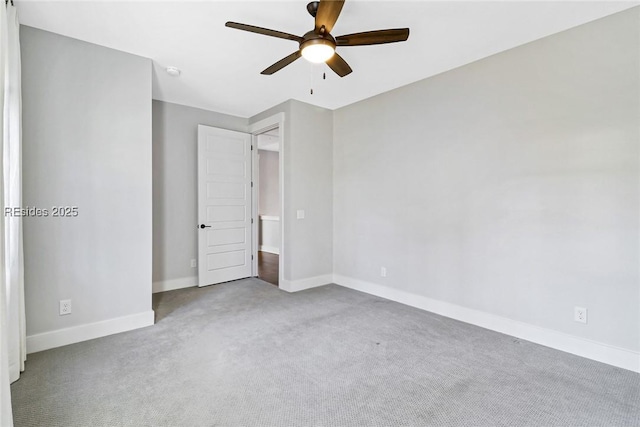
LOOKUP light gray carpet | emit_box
[10,279,640,426]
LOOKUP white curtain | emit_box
[1,2,25,426]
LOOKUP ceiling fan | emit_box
[225,0,410,77]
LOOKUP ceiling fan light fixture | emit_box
[225,0,410,77]
[301,40,335,63]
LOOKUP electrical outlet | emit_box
[191,259,197,268]
[296,210,305,219]
[574,306,587,324]
[59,299,72,316]
[381,267,387,277]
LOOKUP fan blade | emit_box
[326,52,352,77]
[315,0,345,34]
[336,28,410,46]
[226,22,302,42]
[261,51,302,75]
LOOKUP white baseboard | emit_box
[259,245,280,255]
[280,274,333,293]
[153,276,197,293]
[333,274,640,373]
[26,310,155,354]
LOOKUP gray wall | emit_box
[152,100,248,285]
[251,100,333,281]
[333,9,639,351]
[258,150,280,216]
[21,26,153,335]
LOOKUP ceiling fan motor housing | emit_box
[300,30,336,51]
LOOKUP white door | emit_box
[197,125,253,287]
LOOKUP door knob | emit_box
[200,224,211,229]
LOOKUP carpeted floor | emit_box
[10,279,640,426]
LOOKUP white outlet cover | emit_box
[574,306,587,324]
[59,299,72,316]
[381,267,387,277]
[191,259,197,268]
[296,210,305,220]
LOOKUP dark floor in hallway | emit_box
[258,251,278,286]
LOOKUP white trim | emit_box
[259,245,280,255]
[333,274,640,373]
[248,113,285,135]
[252,132,259,278]
[259,215,280,221]
[152,276,197,293]
[26,310,155,354]
[280,274,333,293]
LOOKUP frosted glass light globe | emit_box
[301,43,335,63]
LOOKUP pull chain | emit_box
[310,66,327,95]
[310,64,314,95]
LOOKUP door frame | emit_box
[248,113,285,287]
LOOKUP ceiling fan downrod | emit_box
[306,2,320,18]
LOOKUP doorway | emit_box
[249,113,285,288]
[255,129,280,286]
[196,114,285,288]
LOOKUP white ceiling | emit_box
[16,1,638,118]
[257,133,280,152]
